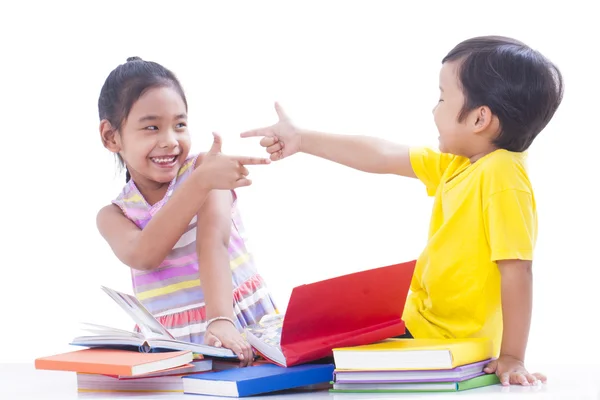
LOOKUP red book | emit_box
[244,260,416,367]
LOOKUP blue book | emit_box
[182,363,335,397]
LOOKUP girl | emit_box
[96,57,277,366]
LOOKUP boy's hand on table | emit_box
[484,355,546,386]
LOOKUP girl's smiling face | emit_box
[113,86,191,185]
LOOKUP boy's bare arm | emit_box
[299,130,416,177]
[484,259,546,386]
[241,103,416,178]
[498,259,533,362]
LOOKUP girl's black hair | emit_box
[98,57,188,182]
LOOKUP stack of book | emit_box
[330,338,501,393]
[36,348,213,393]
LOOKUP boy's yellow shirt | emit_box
[403,147,537,357]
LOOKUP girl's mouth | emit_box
[150,155,178,166]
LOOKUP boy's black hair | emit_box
[443,36,563,152]
[98,57,188,182]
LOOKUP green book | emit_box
[330,373,501,393]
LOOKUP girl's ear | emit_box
[100,120,121,153]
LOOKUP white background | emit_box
[1,0,598,369]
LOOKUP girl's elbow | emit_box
[124,249,161,272]
[131,262,158,272]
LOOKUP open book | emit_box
[244,260,416,367]
[70,286,236,359]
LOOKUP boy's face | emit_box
[432,61,472,155]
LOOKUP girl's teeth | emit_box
[153,157,176,164]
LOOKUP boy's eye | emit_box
[176,122,187,128]
[145,126,159,131]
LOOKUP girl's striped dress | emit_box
[112,154,277,344]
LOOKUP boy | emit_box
[240,36,563,386]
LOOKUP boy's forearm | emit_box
[498,260,533,361]
[299,130,415,177]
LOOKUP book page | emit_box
[101,286,173,340]
[79,322,143,338]
[245,314,284,349]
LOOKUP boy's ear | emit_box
[100,120,121,153]
[471,106,499,135]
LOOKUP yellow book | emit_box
[332,338,493,371]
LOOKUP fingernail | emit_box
[215,341,221,347]
[239,354,245,360]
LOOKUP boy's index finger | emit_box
[240,128,270,138]
[235,156,272,165]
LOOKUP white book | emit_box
[70,286,236,359]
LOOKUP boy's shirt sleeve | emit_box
[409,147,457,196]
[483,189,537,262]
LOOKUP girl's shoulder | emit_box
[110,180,146,225]
[173,153,204,185]
[113,179,137,204]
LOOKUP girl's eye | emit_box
[176,122,187,129]
[438,99,444,103]
[145,126,159,131]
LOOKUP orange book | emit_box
[35,348,193,377]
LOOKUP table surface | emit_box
[2,363,599,399]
